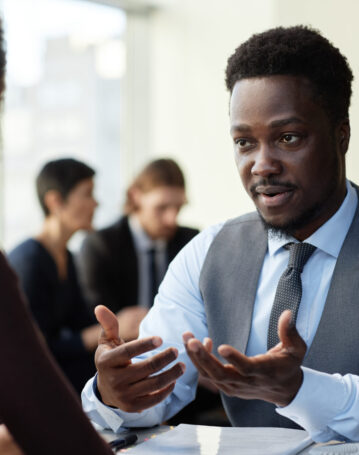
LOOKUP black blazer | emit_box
[77,216,199,313]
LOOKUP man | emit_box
[82,26,358,442]
[78,158,199,336]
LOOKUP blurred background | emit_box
[0,0,358,251]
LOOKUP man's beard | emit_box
[254,145,343,239]
[257,201,324,240]
[257,176,341,240]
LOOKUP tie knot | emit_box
[286,242,316,272]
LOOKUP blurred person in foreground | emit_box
[83,26,359,443]
[0,18,113,455]
[8,158,101,394]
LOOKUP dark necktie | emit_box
[267,242,316,349]
[147,248,158,308]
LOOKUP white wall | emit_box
[273,0,359,187]
[143,0,359,230]
[147,0,274,229]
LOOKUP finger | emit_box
[203,337,213,352]
[185,350,209,377]
[183,332,210,374]
[127,347,180,382]
[183,334,226,379]
[278,310,307,357]
[97,336,163,368]
[183,332,214,354]
[125,383,176,413]
[217,345,253,376]
[182,332,195,344]
[186,338,228,380]
[95,305,120,343]
[130,362,185,396]
[183,336,212,377]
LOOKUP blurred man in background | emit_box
[78,158,198,340]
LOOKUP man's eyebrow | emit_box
[230,124,251,134]
[230,117,306,135]
[269,117,306,128]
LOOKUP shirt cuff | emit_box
[89,375,126,432]
[276,367,348,442]
[88,374,158,431]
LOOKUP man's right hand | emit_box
[94,305,185,413]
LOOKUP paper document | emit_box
[126,424,313,455]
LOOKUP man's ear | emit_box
[337,118,350,155]
[129,187,143,211]
[43,190,64,216]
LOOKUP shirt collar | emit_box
[268,180,358,258]
[128,215,166,252]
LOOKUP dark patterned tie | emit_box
[147,248,158,308]
[267,242,316,349]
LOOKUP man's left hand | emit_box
[183,310,306,407]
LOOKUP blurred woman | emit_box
[8,158,100,393]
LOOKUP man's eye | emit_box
[235,138,249,147]
[281,134,299,144]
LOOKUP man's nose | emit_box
[251,144,282,178]
[163,208,178,227]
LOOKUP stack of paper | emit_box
[126,424,313,455]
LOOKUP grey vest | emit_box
[199,201,359,429]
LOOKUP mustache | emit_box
[249,179,297,195]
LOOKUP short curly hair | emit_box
[225,25,353,124]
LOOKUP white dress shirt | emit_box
[82,180,359,442]
[128,215,167,308]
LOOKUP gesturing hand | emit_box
[183,310,306,407]
[94,305,185,413]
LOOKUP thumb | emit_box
[278,310,307,358]
[94,305,121,345]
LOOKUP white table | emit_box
[99,425,324,454]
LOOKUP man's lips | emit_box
[252,184,296,208]
[254,185,295,196]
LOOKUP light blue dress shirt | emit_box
[82,181,359,442]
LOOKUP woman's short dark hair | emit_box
[225,25,353,125]
[36,158,95,216]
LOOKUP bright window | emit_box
[1,0,126,250]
